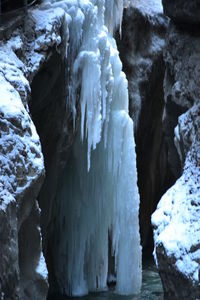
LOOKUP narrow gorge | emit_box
[0,0,199,300]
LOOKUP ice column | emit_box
[49,0,142,296]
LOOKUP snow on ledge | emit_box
[131,0,163,16]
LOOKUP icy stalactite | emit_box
[104,0,130,35]
[45,0,142,296]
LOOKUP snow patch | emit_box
[152,105,200,284]
[36,252,48,280]
[132,0,163,16]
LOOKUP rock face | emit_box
[0,6,66,299]
[152,10,200,300]
[152,105,200,299]
[29,7,77,294]
[0,42,47,300]
[162,0,200,25]
[117,0,172,255]
[162,23,200,179]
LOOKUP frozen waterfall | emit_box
[45,0,142,296]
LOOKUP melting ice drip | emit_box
[48,0,142,296]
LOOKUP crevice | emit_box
[29,48,75,296]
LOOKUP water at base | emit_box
[49,261,163,300]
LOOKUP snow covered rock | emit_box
[117,0,170,253]
[162,0,200,25]
[0,5,66,299]
[0,50,47,299]
[152,105,200,299]
[152,18,200,300]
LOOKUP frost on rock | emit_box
[152,104,200,291]
[27,6,66,79]
[0,75,43,203]
[0,6,65,296]
[0,48,47,297]
[0,33,47,208]
[131,0,163,17]
[44,0,142,297]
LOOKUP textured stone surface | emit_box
[29,37,77,295]
[152,21,200,300]
[152,105,200,300]
[117,0,172,255]
[0,6,65,299]
[162,0,200,25]
[0,58,47,299]
[163,22,200,177]
[28,6,77,295]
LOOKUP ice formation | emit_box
[44,0,142,296]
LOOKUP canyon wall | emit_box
[117,0,171,256]
[1,0,200,299]
[152,1,200,299]
[0,6,67,299]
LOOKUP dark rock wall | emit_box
[29,42,80,294]
[30,50,69,236]
[152,1,200,299]
[30,50,73,292]
[163,21,200,178]
[117,3,173,256]
[162,0,200,25]
[1,0,40,13]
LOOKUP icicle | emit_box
[104,0,130,36]
[49,0,142,297]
